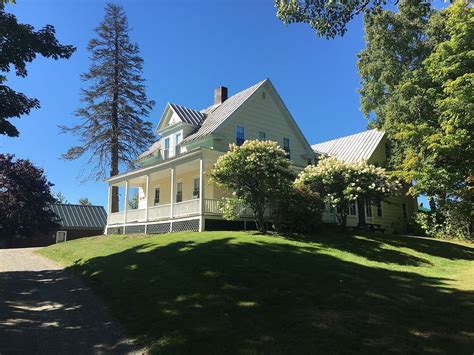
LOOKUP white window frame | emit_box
[153,185,161,206]
[175,132,182,156]
[236,125,245,146]
[176,180,183,203]
[164,137,170,160]
[283,137,290,159]
[192,176,200,199]
[376,200,383,218]
[365,198,373,218]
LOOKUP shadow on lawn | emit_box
[68,236,474,354]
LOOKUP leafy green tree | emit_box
[60,3,154,213]
[0,2,75,136]
[210,140,295,234]
[0,154,59,243]
[274,0,407,38]
[358,0,473,237]
[295,157,400,231]
[78,197,92,206]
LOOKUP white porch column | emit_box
[199,158,205,232]
[170,166,175,219]
[145,174,150,222]
[123,180,129,232]
[107,184,112,224]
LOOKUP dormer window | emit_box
[236,126,245,146]
[164,138,170,159]
[175,133,182,155]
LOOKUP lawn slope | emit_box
[39,231,474,354]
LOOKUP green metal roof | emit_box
[51,204,107,230]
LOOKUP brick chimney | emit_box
[214,86,228,105]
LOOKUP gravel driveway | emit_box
[0,248,142,354]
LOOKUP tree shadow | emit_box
[64,236,474,354]
[0,269,140,354]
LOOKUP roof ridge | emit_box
[54,203,105,208]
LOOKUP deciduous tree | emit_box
[295,157,400,231]
[210,140,295,234]
[0,2,75,136]
[0,154,59,243]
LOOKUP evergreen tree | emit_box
[0,2,75,137]
[61,3,155,213]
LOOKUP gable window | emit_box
[193,177,200,199]
[365,198,373,217]
[258,131,266,141]
[376,200,383,217]
[283,138,290,159]
[176,182,183,203]
[154,187,160,206]
[236,126,245,146]
[175,133,182,156]
[164,138,170,160]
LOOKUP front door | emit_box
[56,231,67,243]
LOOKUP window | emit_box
[193,177,200,198]
[164,138,170,159]
[175,133,182,156]
[176,182,183,202]
[154,187,160,206]
[307,159,313,166]
[402,203,407,219]
[258,131,266,141]
[365,198,373,217]
[283,138,290,159]
[236,126,245,146]
[376,200,383,217]
[349,201,357,216]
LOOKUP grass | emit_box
[39,231,474,354]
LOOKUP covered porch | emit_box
[106,148,227,233]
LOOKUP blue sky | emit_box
[1,0,388,208]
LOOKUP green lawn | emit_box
[39,231,474,354]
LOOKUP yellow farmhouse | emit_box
[105,79,416,234]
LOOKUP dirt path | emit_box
[0,248,142,354]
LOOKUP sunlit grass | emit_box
[39,231,474,353]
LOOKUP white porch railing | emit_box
[109,212,124,225]
[126,208,146,223]
[203,199,271,218]
[173,199,200,217]
[148,204,171,220]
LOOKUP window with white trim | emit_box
[176,182,183,202]
[193,177,200,199]
[365,198,373,217]
[283,138,290,159]
[376,200,383,217]
[236,126,245,146]
[154,187,160,206]
[164,137,170,159]
[175,133,182,155]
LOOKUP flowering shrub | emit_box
[295,156,401,230]
[210,140,295,233]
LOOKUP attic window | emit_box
[262,91,266,100]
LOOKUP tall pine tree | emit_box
[61,3,154,212]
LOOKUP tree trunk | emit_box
[110,18,120,213]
